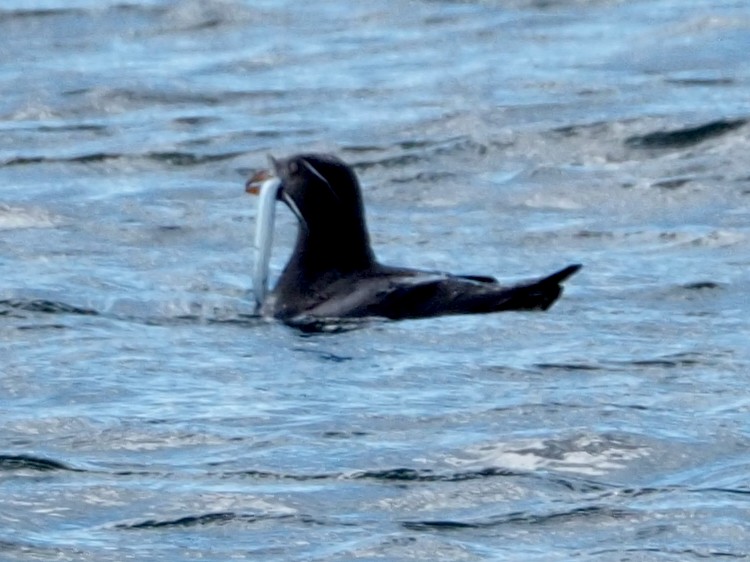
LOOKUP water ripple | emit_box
[116,511,296,530]
[625,119,747,149]
[0,299,98,317]
[0,454,77,472]
[402,505,634,531]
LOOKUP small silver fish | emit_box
[251,176,281,308]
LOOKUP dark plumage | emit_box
[248,153,581,323]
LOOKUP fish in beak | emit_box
[246,169,282,308]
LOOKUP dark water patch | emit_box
[404,519,478,530]
[353,468,436,482]
[0,7,85,20]
[16,323,68,331]
[2,150,243,168]
[602,350,723,371]
[353,153,426,172]
[171,115,220,127]
[438,467,520,482]
[350,135,475,172]
[341,144,387,154]
[322,430,370,438]
[116,511,295,530]
[574,229,616,239]
[0,122,108,134]
[65,152,120,165]
[548,475,613,494]
[398,139,441,151]
[1,153,118,167]
[665,77,735,87]
[0,454,76,472]
[390,170,458,184]
[203,314,264,327]
[699,487,750,498]
[657,280,726,302]
[146,150,244,166]
[535,362,602,372]
[220,469,333,482]
[0,299,98,316]
[628,355,702,368]
[625,119,747,149]
[615,486,666,499]
[682,281,721,290]
[551,120,611,138]
[315,351,353,362]
[403,505,632,531]
[1,155,45,167]
[63,86,231,108]
[292,347,354,363]
[163,16,223,34]
[0,3,153,20]
[594,546,748,559]
[351,467,517,483]
[651,176,692,189]
[217,463,639,491]
[36,123,108,133]
[218,466,520,484]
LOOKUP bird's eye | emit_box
[288,160,299,174]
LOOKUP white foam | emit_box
[447,434,650,477]
[0,204,59,230]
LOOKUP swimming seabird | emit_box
[246,153,581,323]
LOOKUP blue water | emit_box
[2,0,750,560]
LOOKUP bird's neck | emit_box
[281,221,376,285]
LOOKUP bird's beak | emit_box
[245,157,311,308]
[245,168,273,195]
[247,160,308,232]
[245,155,282,195]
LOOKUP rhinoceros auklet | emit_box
[246,153,581,323]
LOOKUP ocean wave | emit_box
[1,150,243,168]
[625,119,747,149]
[0,299,98,316]
[0,7,85,20]
[0,454,77,472]
[115,511,296,530]
[402,504,632,531]
[446,433,650,477]
[566,228,747,248]
[218,465,520,484]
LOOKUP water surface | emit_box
[2,0,750,560]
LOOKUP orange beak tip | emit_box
[245,169,271,196]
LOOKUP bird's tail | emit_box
[500,263,582,311]
[536,263,582,286]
